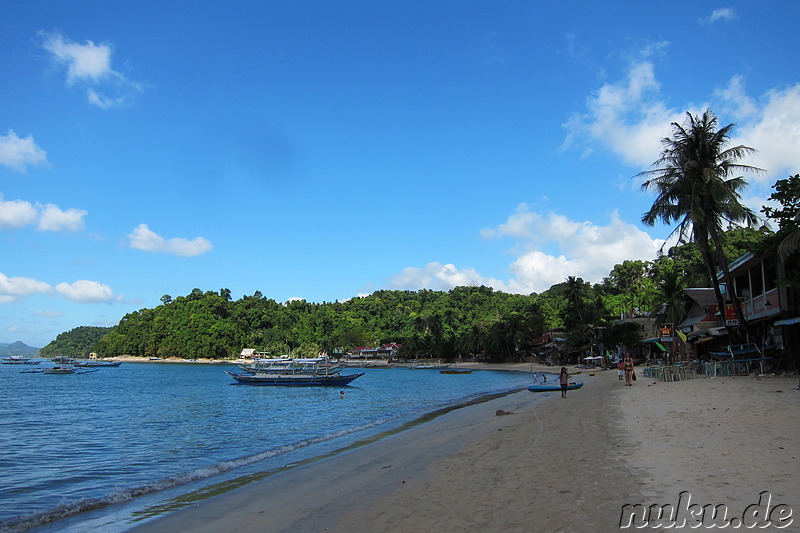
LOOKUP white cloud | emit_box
[562,57,800,183]
[390,262,496,292]
[389,206,665,295]
[36,309,62,318]
[38,204,88,231]
[730,83,800,181]
[41,31,116,84]
[0,197,38,229]
[0,130,48,172]
[700,8,738,25]
[128,223,213,257]
[55,280,119,303]
[40,31,141,108]
[561,59,685,168]
[0,195,87,232]
[0,272,52,303]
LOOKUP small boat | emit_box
[226,370,364,386]
[440,368,473,374]
[528,382,583,392]
[72,360,121,368]
[43,365,76,375]
[2,356,40,365]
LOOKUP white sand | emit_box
[130,367,799,532]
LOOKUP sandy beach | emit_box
[130,366,798,532]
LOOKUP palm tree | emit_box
[565,276,585,323]
[650,269,686,332]
[639,110,762,336]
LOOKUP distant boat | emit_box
[72,360,121,368]
[440,368,472,374]
[528,382,583,392]
[2,356,40,365]
[43,365,76,375]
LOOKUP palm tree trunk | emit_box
[696,231,735,337]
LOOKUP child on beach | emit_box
[559,367,569,398]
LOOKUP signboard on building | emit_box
[725,304,740,326]
[659,323,673,342]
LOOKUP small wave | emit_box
[0,384,526,533]
[0,414,412,533]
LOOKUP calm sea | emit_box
[0,361,542,532]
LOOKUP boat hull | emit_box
[528,382,583,392]
[226,371,364,386]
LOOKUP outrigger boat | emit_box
[238,356,343,375]
[226,370,364,386]
[228,355,363,386]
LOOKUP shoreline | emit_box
[130,369,634,532]
[128,369,799,532]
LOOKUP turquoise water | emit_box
[0,362,540,532]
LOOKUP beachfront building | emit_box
[347,343,401,364]
[672,251,799,373]
[530,329,566,364]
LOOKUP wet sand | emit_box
[130,367,799,532]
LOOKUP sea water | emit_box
[0,362,539,532]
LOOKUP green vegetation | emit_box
[639,109,761,334]
[39,326,111,358]
[40,225,782,362]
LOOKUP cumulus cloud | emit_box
[40,31,143,108]
[38,204,88,231]
[561,59,685,168]
[0,273,52,303]
[0,130,48,172]
[562,56,800,183]
[0,272,120,304]
[55,280,119,303]
[728,82,800,181]
[389,205,665,295]
[128,223,213,257]
[390,262,498,292]
[0,197,38,229]
[0,195,87,231]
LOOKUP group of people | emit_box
[617,354,635,386]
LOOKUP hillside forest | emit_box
[40,174,799,363]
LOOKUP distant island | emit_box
[0,341,40,358]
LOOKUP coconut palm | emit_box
[639,110,762,335]
[565,276,586,323]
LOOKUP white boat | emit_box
[239,356,344,375]
[2,356,40,365]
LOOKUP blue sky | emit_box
[2,2,800,347]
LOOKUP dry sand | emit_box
[130,366,799,532]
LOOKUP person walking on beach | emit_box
[623,354,634,386]
[617,360,624,380]
[559,367,570,398]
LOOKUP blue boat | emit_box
[226,370,364,386]
[528,382,583,392]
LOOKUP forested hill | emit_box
[39,228,774,362]
[0,341,40,357]
[92,287,546,362]
[39,327,111,358]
